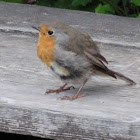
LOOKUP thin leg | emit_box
[60,78,88,101]
[45,83,75,94]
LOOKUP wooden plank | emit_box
[0,31,140,139]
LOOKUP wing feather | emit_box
[84,48,108,69]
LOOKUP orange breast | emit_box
[37,35,56,67]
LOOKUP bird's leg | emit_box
[60,78,88,101]
[45,83,75,94]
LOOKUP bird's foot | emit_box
[45,85,75,94]
[59,93,87,101]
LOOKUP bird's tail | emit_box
[93,66,136,85]
[109,69,136,85]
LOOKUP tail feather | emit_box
[109,69,136,85]
[92,65,136,85]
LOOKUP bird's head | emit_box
[32,24,56,48]
[32,23,69,48]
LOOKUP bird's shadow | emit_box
[70,82,133,96]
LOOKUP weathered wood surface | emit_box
[0,2,140,140]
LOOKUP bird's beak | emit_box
[32,26,40,32]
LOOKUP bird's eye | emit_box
[48,30,53,35]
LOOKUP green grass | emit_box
[0,0,140,18]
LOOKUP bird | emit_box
[32,21,136,100]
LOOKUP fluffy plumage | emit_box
[34,22,136,100]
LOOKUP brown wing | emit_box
[83,48,117,78]
[84,48,108,69]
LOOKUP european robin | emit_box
[33,21,136,100]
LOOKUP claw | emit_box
[46,78,88,101]
[45,84,75,94]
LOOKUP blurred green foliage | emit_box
[0,0,22,3]
[0,0,140,18]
